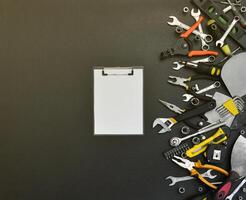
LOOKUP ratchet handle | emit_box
[185,62,221,77]
[175,100,216,122]
[181,16,204,38]
[215,171,240,200]
[188,50,219,57]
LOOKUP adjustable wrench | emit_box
[216,16,240,47]
[191,9,209,50]
[165,169,217,186]
[167,16,213,43]
[173,56,215,70]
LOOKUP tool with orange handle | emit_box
[160,38,218,59]
[181,16,204,38]
[172,155,229,189]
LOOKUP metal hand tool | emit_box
[172,56,215,70]
[226,0,246,28]
[167,16,213,43]
[170,120,228,147]
[186,128,227,158]
[182,82,221,102]
[153,100,216,133]
[219,1,241,6]
[216,131,246,200]
[172,156,228,189]
[159,99,185,114]
[197,81,221,94]
[165,169,217,186]
[191,9,209,50]
[160,38,218,59]
[164,143,190,160]
[181,16,204,38]
[216,16,240,47]
[225,178,246,200]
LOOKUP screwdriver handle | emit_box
[185,62,221,77]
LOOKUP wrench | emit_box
[182,82,221,102]
[191,9,209,50]
[167,16,213,43]
[166,169,217,186]
[170,121,228,147]
[173,56,215,70]
[225,178,246,200]
[216,16,240,47]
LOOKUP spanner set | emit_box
[153,0,246,199]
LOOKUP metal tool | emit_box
[159,99,185,114]
[221,52,246,97]
[170,120,228,147]
[178,187,186,194]
[153,100,216,134]
[167,16,213,43]
[225,178,246,200]
[186,128,227,158]
[216,132,246,199]
[173,56,215,70]
[164,143,190,160]
[216,16,240,47]
[226,0,246,28]
[197,81,221,94]
[183,7,189,13]
[165,169,217,186]
[172,156,228,189]
[182,82,221,102]
[191,8,209,50]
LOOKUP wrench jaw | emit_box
[182,94,193,102]
[152,118,176,133]
[167,16,179,26]
[216,40,224,48]
[172,62,184,70]
[165,176,176,186]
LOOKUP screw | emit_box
[241,130,245,135]
[242,187,246,193]
[178,187,185,194]
[198,186,204,192]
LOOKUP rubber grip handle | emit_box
[181,16,204,38]
[175,100,216,122]
[188,50,219,57]
[186,63,221,77]
[215,171,240,200]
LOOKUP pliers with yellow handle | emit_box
[172,155,229,189]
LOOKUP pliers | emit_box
[172,156,229,189]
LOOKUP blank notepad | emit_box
[93,67,144,135]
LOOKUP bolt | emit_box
[178,187,185,194]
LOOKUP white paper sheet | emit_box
[94,67,143,135]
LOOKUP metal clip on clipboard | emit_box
[94,67,144,135]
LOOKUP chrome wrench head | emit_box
[167,16,181,26]
[191,8,201,18]
[153,118,175,133]
[172,62,185,70]
[182,94,194,102]
[203,169,217,179]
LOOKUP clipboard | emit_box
[93,67,144,135]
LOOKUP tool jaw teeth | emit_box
[152,118,173,133]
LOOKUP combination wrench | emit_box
[182,81,221,102]
[165,169,217,186]
[173,56,215,70]
[216,16,240,47]
[167,16,213,43]
[191,9,209,50]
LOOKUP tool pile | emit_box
[153,0,246,199]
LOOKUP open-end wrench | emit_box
[167,16,213,43]
[191,9,209,50]
[225,178,246,200]
[173,56,215,70]
[216,16,240,47]
[165,169,217,186]
[182,82,221,102]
